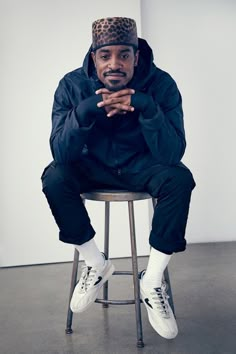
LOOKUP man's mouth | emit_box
[104,71,126,78]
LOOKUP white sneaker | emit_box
[70,256,115,313]
[140,270,178,339]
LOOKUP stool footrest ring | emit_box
[95,298,136,305]
[113,270,134,276]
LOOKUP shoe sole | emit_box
[70,262,115,313]
[140,280,178,339]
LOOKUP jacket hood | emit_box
[82,38,157,91]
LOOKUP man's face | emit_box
[91,45,139,91]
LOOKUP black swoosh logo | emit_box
[144,298,153,309]
[94,276,102,286]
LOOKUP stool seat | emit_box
[81,189,152,202]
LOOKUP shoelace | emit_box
[78,266,97,293]
[151,283,170,318]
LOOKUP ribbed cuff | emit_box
[131,92,157,118]
[76,94,103,126]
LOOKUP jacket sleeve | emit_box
[49,79,101,163]
[134,81,186,165]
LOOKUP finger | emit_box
[95,88,113,95]
[97,98,119,107]
[96,88,135,97]
[107,108,123,117]
[107,89,135,98]
[106,104,134,116]
[97,97,131,107]
[98,101,134,112]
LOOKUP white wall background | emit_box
[1,0,149,267]
[1,0,235,267]
[142,0,236,244]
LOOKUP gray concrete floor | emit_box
[0,242,236,354]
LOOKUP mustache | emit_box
[104,70,126,77]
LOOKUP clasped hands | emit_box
[96,88,135,117]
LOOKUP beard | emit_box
[103,70,127,91]
[104,80,127,92]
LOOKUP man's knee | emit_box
[172,166,196,191]
[153,166,195,198]
[41,162,63,190]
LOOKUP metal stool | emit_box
[65,190,175,348]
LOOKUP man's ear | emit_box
[91,51,96,67]
[134,50,140,67]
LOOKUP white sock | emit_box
[74,239,105,268]
[143,248,172,288]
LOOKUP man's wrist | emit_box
[76,94,103,126]
[131,92,157,118]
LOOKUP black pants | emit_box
[41,161,195,254]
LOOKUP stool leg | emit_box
[163,267,176,317]
[103,201,110,308]
[128,201,144,348]
[65,248,79,334]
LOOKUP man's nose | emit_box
[108,56,122,70]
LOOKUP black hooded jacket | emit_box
[50,39,186,173]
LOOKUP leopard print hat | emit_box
[92,17,138,50]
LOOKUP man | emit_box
[41,17,195,339]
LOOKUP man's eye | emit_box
[101,55,109,60]
[121,54,129,59]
